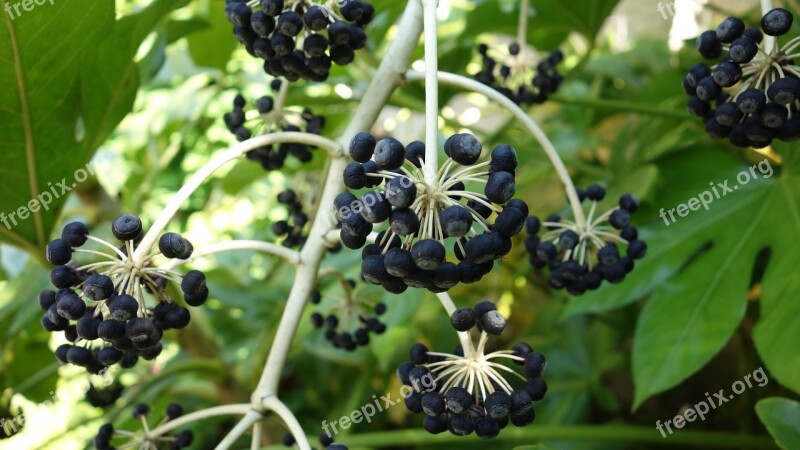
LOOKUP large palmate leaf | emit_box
[557,147,800,408]
[756,397,800,450]
[0,0,187,256]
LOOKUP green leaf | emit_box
[187,0,237,70]
[561,150,745,319]
[0,0,186,255]
[0,0,114,254]
[752,155,800,395]
[629,152,799,407]
[756,397,800,450]
[556,146,800,407]
[0,262,57,399]
[165,18,210,44]
[529,0,623,44]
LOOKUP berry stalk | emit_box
[216,410,265,450]
[263,396,312,450]
[130,132,343,266]
[145,404,252,440]
[517,0,529,58]
[251,421,262,450]
[406,70,587,227]
[161,240,302,270]
[423,0,440,185]
[436,292,474,357]
[761,0,776,53]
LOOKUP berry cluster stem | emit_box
[405,70,587,227]
[517,0,529,57]
[146,404,253,439]
[161,240,301,270]
[436,292,474,358]
[130,132,344,267]
[761,0,776,53]
[422,0,440,185]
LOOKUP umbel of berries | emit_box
[686,8,800,146]
[337,132,528,293]
[93,403,192,449]
[397,301,547,439]
[525,185,646,295]
[224,85,326,171]
[271,189,310,248]
[42,215,209,374]
[224,0,375,81]
[308,278,387,351]
[473,41,563,105]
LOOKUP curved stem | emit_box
[422,0,439,184]
[161,240,301,271]
[264,396,312,450]
[131,132,343,265]
[215,410,262,450]
[406,70,586,226]
[147,404,252,438]
[252,0,424,402]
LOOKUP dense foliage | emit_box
[0,0,798,449]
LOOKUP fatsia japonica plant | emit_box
[2,0,799,449]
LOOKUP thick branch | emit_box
[252,0,424,403]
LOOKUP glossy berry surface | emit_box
[525,186,646,295]
[337,132,526,293]
[224,0,375,82]
[397,301,547,439]
[40,217,208,374]
[685,8,800,146]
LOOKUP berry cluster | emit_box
[525,186,646,295]
[473,42,563,105]
[309,277,387,351]
[224,0,374,81]
[86,382,124,408]
[283,432,348,449]
[272,189,310,248]
[397,301,547,439]
[42,215,208,374]
[224,87,326,170]
[93,403,192,449]
[337,132,527,293]
[686,8,800,146]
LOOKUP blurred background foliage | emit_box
[0,0,798,448]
